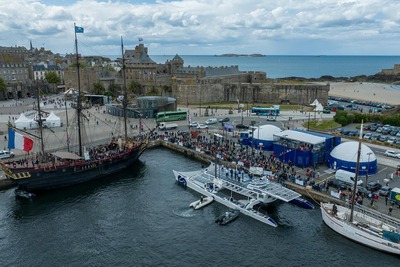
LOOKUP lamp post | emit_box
[366,152,372,185]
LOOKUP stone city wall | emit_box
[171,78,329,105]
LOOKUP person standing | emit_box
[388,205,393,216]
[385,196,388,206]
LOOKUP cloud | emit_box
[0,0,399,55]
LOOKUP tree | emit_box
[0,77,6,99]
[147,86,159,96]
[92,82,105,95]
[45,71,61,84]
[128,80,141,96]
[108,84,121,97]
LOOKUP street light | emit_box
[366,152,372,185]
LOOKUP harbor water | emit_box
[0,148,398,266]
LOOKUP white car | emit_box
[189,121,199,127]
[197,124,208,129]
[384,150,400,158]
[0,150,15,159]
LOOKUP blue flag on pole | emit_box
[75,26,84,33]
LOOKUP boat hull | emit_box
[321,203,400,255]
[215,210,240,225]
[173,169,278,227]
[5,145,146,192]
[189,196,214,209]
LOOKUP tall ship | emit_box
[0,26,147,192]
[173,162,312,227]
[320,123,400,255]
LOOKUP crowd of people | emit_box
[148,129,320,187]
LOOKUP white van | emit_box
[205,118,218,125]
[335,169,363,186]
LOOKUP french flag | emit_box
[8,129,34,152]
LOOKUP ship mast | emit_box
[36,88,45,161]
[121,36,128,140]
[349,120,363,222]
[74,23,83,157]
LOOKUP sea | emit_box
[146,55,400,79]
[0,148,398,266]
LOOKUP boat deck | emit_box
[203,166,301,202]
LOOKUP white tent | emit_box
[15,113,38,130]
[64,88,77,95]
[310,99,320,106]
[314,103,324,112]
[45,111,61,127]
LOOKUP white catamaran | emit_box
[321,122,400,255]
[173,161,305,227]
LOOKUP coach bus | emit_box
[251,105,280,116]
[155,110,187,122]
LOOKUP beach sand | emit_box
[328,82,400,106]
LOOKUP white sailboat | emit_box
[320,122,400,255]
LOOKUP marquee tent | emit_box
[328,141,377,175]
[45,111,61,127]
[15,113,38,130]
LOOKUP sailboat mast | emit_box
[36,86,45,160]
[349,120,363,222]
[64,96,70,152]
[121,36,128,139]
[74,23,83,157]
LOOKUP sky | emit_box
[1,0,400,56]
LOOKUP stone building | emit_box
[0,46,31,99]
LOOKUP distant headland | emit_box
[215,53,266,57]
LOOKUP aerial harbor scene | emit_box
[1,0,400,266]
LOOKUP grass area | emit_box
[303,119,341,131]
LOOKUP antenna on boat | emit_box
[121,36,128,140]
[349,120,363,222]
[74,22,83,157]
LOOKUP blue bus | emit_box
[251,105,280,116]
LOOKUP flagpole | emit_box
[74,23,83,157]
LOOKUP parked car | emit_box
[370,133,380,140]
[218,117,230,123]
[197,124,208,129]
[357,186,371,197]
[236,124,249,129]
[378,186,392,197]
[387,137,397,144]
[0,150,15,159]
[363,133,372,139]
[384,150,400,158]
[379,136,388,142]
[348,130,359,137]
[189,121,199,127]
[366,181,382,192]
[340,129,351,135]
[328,178,348,190]
[205,118,218,125]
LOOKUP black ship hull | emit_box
[6,145,146,192]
